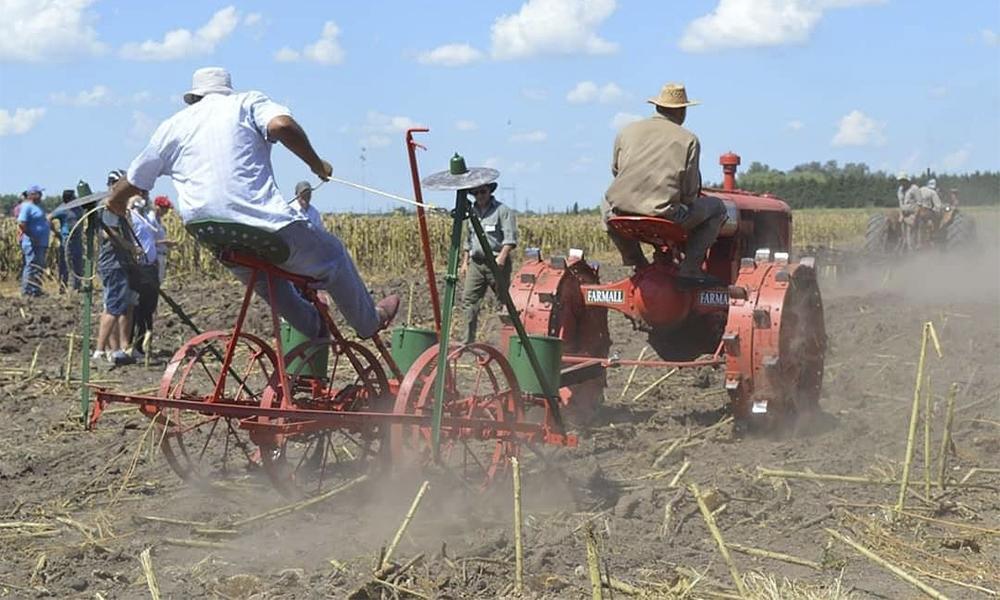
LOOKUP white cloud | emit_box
[120,6,240,61]
[510,130,548,143]
[940,146,971,172]
[786,119,804,131]
[610,111,642,130]
[566,81,624,104]
[509,160,542,174]
[981,29,998,46]
[274,47,300,62]
[680,0,885,53]
[455,120,478,131]
[521,88,548,101]
[361,111,426,148]
[491,0,618,60]
[243,13,262,27]
[417,43,484,67]
[129,110,157,143]
[50,85,154,107]
[50,85,112,106]
[0,0,105,62]
[0,107,46,136]
[831,109,885,146]
[274,21,345,65]
[304,22,345,64]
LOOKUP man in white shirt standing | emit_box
[292,180,325,231]
[105,67,398,340]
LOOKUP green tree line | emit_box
[729,161,999,209]
[3,161,998,216]
[1,193,65,216]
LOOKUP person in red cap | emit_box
[150,195,175,281]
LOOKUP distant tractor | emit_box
[865,189,977,258]
[503,153,827,428]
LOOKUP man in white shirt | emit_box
[105,67,398,339]
[292,180,325,231]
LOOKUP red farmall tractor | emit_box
[503,153,827,428]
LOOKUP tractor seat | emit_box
[607,216,687,248]
[186,220,290,265]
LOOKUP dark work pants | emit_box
[462,258,512,344]
[131,272,160,351]
[604,196,727,274]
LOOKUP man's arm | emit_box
[106,179,143,217]
[267,116,332,181]
[682,138,703,203]
[610,133,622,177]
[496,207,518,266]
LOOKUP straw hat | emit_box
[647,83,700,109]
[184,67,234,104]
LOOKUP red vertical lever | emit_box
[405,128,442,331]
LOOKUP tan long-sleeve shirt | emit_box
[604,114,702,217]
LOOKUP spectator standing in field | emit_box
[17,185,50,297]
[49,189,85,292]
[292,180,325,231]
[896,172,923,250]
[105,67,398,340]
[150,196,175,281]
[128,193,161,360]
[94,170,140,365]
[460,181,517,343]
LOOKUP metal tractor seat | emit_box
[186,220,290,264]
[607,216,688,250]
[186,220,322,287]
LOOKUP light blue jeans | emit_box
[21,241,47,296]
[228,221,380,339]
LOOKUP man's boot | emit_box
[607,229,649,268]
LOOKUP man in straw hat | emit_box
[105,67,399,340]
[602,82,726,288]
[895,172,922,250]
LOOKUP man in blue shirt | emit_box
[49,189,84,292]
[17,184,50,297]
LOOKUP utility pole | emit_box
[359,146,367,214]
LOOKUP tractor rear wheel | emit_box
[864,212,896,257]
[945,212,977,252]
[724,255,826,430]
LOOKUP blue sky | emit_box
[1,0,998,214]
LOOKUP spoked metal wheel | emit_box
[258,340,390,498]
[774,266,826,415]
[725,257,827,430]
[156,330,278,488]
[389,343,523,491]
